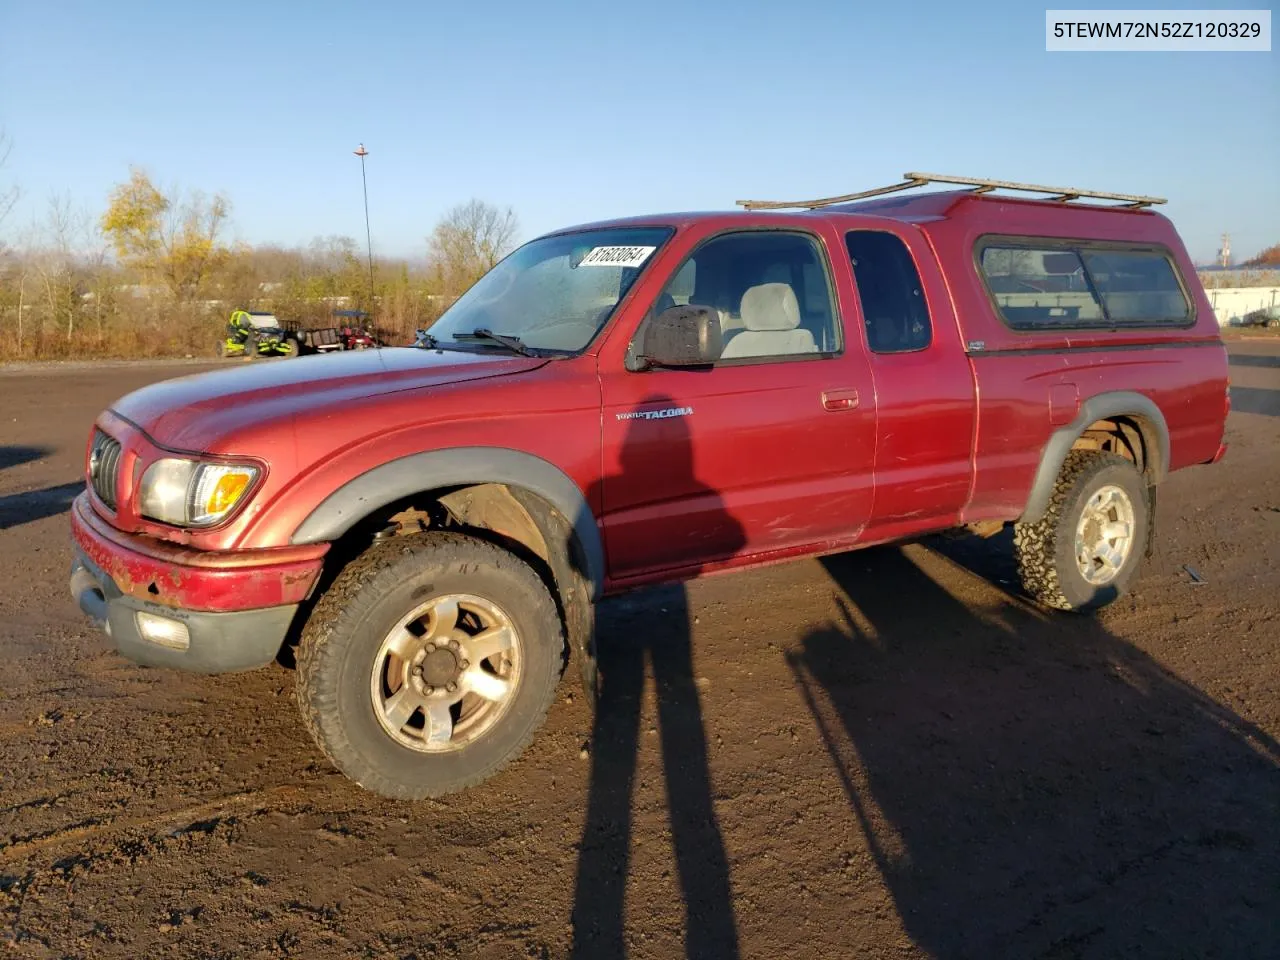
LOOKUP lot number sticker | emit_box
[578,245,656,268]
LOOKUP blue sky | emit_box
[1,0,1276,263]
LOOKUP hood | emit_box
[111,347,547,452]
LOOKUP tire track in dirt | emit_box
[0,785,313,868]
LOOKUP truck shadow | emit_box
[788,541,1280,958]
[0,445,51,472]
[1228,385,1280,417]
[570,395,742,960]
[0,482,84,531]
[1227,352,1280,369]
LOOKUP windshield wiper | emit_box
[453,328,536,356]
[412,329,439,349]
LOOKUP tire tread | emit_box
[295,532,562,799]
[1014,450,1140,612]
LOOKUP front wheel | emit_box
[295,532,564,799]
[1014,451,1149,612]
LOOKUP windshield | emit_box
[428,227,674,353]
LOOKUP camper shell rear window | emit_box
[975,236,1194,331]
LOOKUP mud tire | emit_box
[295,532,563,799]
[1014,451,1149,613]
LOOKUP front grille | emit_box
[89,430,123,509]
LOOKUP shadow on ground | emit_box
[571,396,741,960]
[0,483,83,531]
[1228,353,1280,370]
[1229,385,1280,417]
[787,538,1280,958]
[0,446,51,471]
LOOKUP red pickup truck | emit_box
[69,173,1229,799]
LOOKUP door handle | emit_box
[822,388,860,411]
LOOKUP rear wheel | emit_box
[295,532,564,799]
[278,338,298,358]
[1014,451,1149,612]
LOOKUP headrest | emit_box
[740,283,801,332]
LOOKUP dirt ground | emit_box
[0,346,1277,960]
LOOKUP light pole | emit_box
[354,143,375,308]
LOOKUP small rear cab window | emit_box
[977,238,1192,330]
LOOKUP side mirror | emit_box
[630,305,723,370]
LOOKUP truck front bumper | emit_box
[68,493,327,673]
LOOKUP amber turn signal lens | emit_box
[189,464,259,525]
[210,472,250,513]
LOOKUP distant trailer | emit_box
[280,318,344,354]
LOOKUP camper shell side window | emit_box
[975,236,1195,331]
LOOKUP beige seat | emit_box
[717,307,743,339]
[720,283,817,359]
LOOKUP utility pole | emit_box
[354,143,375,307]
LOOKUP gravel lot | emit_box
[1,346,1277,959]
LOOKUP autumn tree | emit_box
[1244,243,1280,268]
[426,199,518,293]
[100,167,230,301]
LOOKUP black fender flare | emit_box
[1019,391,1170,524]
[289,446,605,601]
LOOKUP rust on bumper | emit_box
[70,493,328,612]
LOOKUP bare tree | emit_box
[15,196,79,347]
[44,195,80,340]
[80,204,112,342]
[9,220,41,354]
[306,234,362,278]
[0,129,19,250]
[426,199,518,293]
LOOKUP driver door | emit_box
[597,226,877,582]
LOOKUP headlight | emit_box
[139,458,259,527]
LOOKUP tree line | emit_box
[1,132,1277,361]
[1243,244,1280,268]
[0,151,518,360]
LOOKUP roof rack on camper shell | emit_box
[736,172,1168,212]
